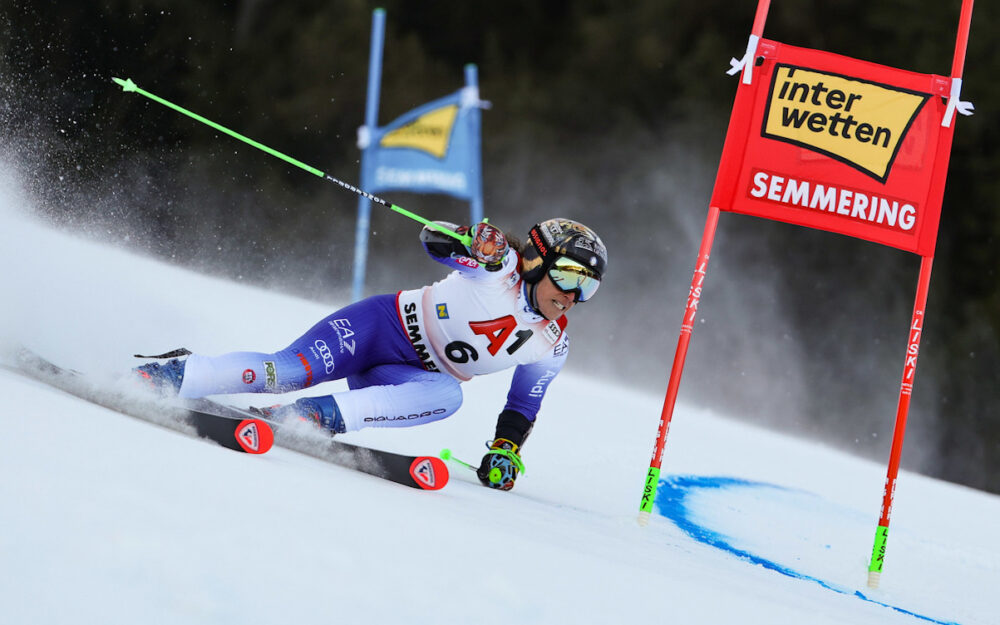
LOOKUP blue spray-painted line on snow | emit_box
[655,475,961,625]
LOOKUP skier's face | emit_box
[535,274,577,321]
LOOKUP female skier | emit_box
[136,218,607,490]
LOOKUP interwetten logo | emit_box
[379,104,458,159]
[762,65,929,182]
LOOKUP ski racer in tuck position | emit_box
[136,218,608,490]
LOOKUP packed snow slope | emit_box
[1,183,997,625]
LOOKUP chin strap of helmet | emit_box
[525,281,542,317]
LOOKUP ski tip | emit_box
[409,456,449,490]
[234,419,274,454]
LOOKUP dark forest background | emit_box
[1,1,997,492]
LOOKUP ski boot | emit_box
[134,358,186,395]
[250,396,345,434]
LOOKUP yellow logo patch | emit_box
[763,65,929,181]
[379,104,458,159]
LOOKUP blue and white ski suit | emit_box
[177,226,569,434]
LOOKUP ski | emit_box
[276,430,449,491]
[4,347,447,489]
[196,399,449,490]
[3,348,273,454]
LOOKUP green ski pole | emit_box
[111,77,472,246]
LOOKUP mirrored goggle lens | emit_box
[548,258,601,302]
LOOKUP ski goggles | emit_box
[548,257,601,302]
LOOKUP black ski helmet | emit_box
[521,218,608,298]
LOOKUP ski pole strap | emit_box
[484,447,525,474]
[112,77,473,247]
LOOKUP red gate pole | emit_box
[952,0,974,77]
[637,206,720,525]
[636,0,772,527]
[867,255,934,587]
[867,0,973,588]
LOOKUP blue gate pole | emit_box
[352,8,386,302]
[465,63,484,224]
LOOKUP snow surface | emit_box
[1,175,998,625]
